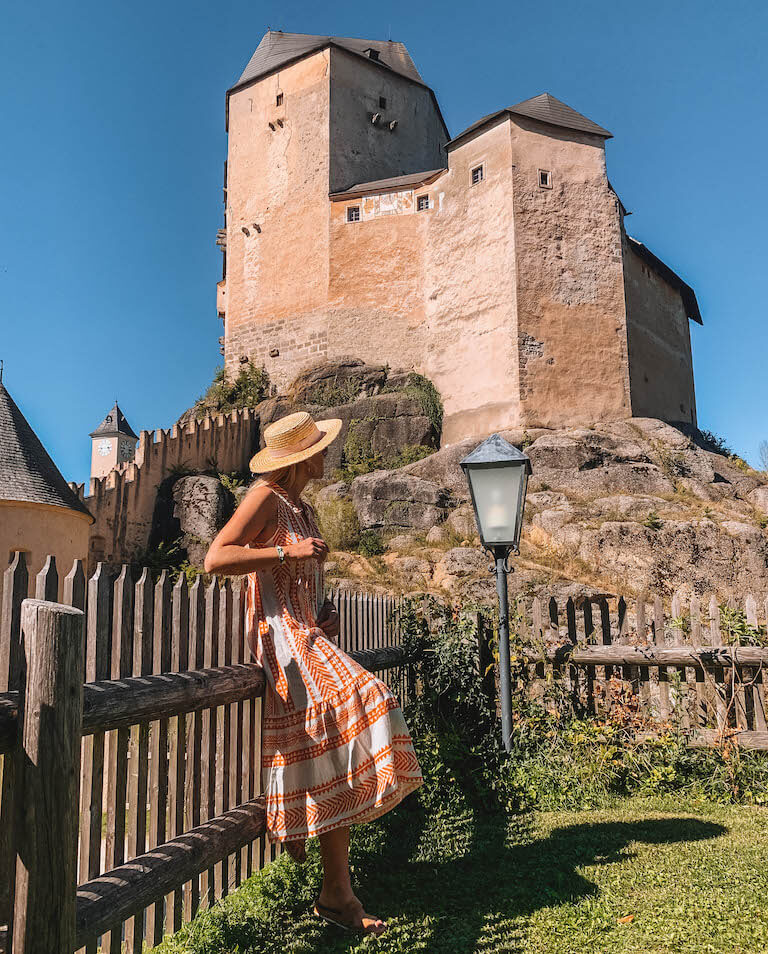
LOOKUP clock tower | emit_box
[89,401,139,480]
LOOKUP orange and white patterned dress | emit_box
[245,486,423,843]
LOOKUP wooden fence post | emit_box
[12,599,85,954]
[0,551,29,934]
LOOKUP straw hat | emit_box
[249,411,342,473]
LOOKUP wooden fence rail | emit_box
[518,592,768,748]
[0,555,412,954]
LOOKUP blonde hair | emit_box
[253,462,301,494]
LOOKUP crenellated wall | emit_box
[70,409,258,568]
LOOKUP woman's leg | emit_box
[317,826,386,933]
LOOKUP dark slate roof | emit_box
[89,402,138,439]
[231,31,424,92]
[448,93,612,149]
[627,237,702,324]
[330,168,446,199]
[0,382,93,519]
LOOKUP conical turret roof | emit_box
[0,382,93,519]
[89,401,138,440]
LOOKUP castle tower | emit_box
[89,401,138,480]
[220,31,701,442]
[220,31,449,385]
[1,379,92,591]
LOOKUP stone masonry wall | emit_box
[71,409,258,568]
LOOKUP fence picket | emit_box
[184,578,205,920]
[746,595,766,732]
[106,566,134,954]
[63,559,86,611]
[146,570,172,945]
[80,564,112,954]
[690,595,706,728]
[125,568,153,954]
[653,596,670,721]
[168,575,189,932]
[216,579,232,899]
[636,596,651,710]
[201,578,220,899]
[34,555,58,602]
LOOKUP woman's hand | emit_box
[286,537,329,562]
[316,599,340,640]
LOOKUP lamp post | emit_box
[460,434,531,753]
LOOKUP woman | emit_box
[204,410,424,935]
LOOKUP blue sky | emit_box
[2,0,766,483]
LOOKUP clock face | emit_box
[97,438,112,457]
[119,440,135,462]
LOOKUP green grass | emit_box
[151,794,768,954]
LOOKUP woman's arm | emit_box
[203,485,328,575]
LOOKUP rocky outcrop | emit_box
[172,476,234,565]
[255,372,438,476]
[350,472,453,529]
[287,357,388,404]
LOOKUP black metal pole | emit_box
[494,546,513,752]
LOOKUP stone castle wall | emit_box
[71,409,258,568]
[219,46,699,446]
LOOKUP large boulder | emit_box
[544,517,768,598]
[350,471,453,529]
[256,390,436,476]
[287,358,387,404]
[172,476,234,565]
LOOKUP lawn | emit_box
[152,794,768,954]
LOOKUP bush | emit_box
[192,360,270,419]
[316,497,360,551]
[399,599,768,813]
[358,529,385,556]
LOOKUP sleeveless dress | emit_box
[245,486,424,843]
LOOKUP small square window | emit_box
[417,195,429,211]
[379,96,387,109]
[365,48,380,61]
[347,206,361,223]
[538,169,552,189]
[276,92,283,107]
[471,164,484,185]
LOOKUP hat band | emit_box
[269,426,323,459]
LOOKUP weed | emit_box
[316,498,360,551]
[642,510,663,531]
[358,529,385,556]
[192,360,270,419]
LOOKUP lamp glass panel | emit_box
[467,463,524,545]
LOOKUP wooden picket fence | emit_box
[0,554,412,954]
[517,591,768,747]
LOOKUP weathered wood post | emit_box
[12,599,85,954]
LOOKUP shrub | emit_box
[192,360,270,419]
[642,510,663,530]
[316,497,360,551]
[385,371,444,437]
[358,528,385,556]
[399,599,768,813]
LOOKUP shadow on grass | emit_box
[341,798,727,954]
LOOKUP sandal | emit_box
[312,898,387,935]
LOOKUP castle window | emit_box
[379,96,387,109]
[365,48,380,61]
[347,206,361,223]
[417,195,429,211]
[276,92,283,107]
[538,169,552,189]
[471,164,484,185]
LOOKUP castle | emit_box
[218,31,701,444]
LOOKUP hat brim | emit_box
[249,418,343,473]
